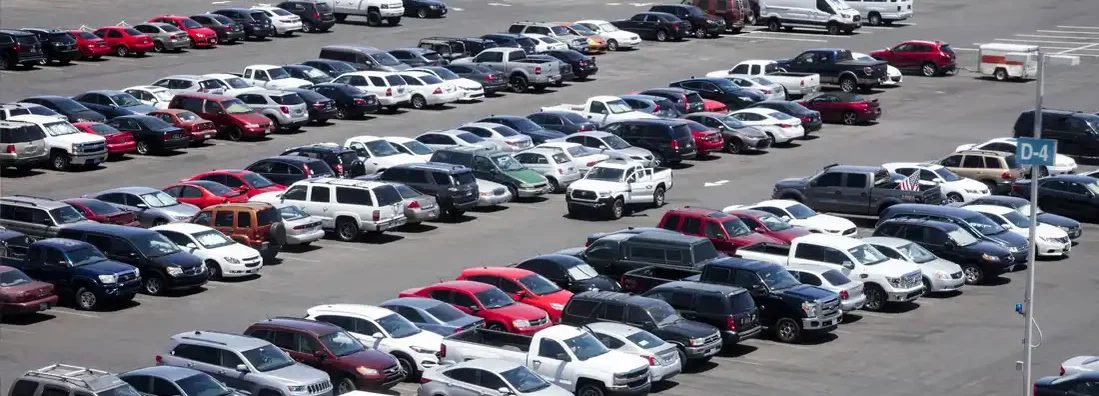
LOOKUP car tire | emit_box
[694,27,706,39]
[608,198,624,220]
[922,278,933,294]
[725,138,742,154]
[74,286,99,311]
[826,23,841,35]
[417,8,428,18]
[367,10,382,26]
[206,260,222,280]
[546,177,561,193]
[839,75,857,93]
[652,186,665,208]
[142,274,165,295]
[774,317,802,343]
[868,12,882,26]
[921,62,938,77]
[335,105,349,119]
[136,141,150,155]
[509,75,529,93]
[767,18,781,32]
[50,151,71,171]
[411,94,427,109]
[0,54,12,70]
[267,117,282,132]
[946,192,964,204]
[994,68,1008,81]
[396,355,418,380]
[506,184,519,199]
[656,29,668,42]
[226,125,244,141]
[114,45,129,57]
[962,264,984,285]
[863,284,886,311]
[387,16,401,25]
[842,111,858,125]
[334,13,347,22]
[302,22,314,33]
[335,377,357,395]
[577,384,606,396]
[335,217,359,242]
[607,39,619,51]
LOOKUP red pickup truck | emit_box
[657,206,785,254]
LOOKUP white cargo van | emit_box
[759,0,864,35]
[843,0,913,26]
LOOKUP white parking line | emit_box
[1037,30,1099,35]
[750,339,810,349]
[951,47,978,52]
[1057,26,1099,30]
[1016,34,1099,40]
[1058,43,1099,54]
[717,358,764,366]
[749,30,852,38]
[280,256,320,263]
[132,297,155,304]
[312,242,372,252]
[995,38,1099,45]
[0,327,34,335]
[49,308,100,318]
[729,35,828,43]
[833,329,853,334]
[857,311,895,319]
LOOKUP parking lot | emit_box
[2,0,1099,394]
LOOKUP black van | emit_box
[57,223,207,295]
[873,218,1015,284]
[318,45,411,72]
[602,119,698,165]
[642,281,762,345]
[1012,109,1099,157]
[560,230,723,278]
[375,162,479,216]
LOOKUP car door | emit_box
[957,154,987,182]
[733,269,777,321]
[150,377,185,396]
[528,337,572,388]
[624,168,656,203]
[837,172,870,215]
[30,247,74,291]
[304,185,333,227]
[437,368,483,396]
[1061,181,1095,219]
[804,171,844,212]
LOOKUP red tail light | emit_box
[485,74,495,81]
[420,378,432,384]
[644,355,657,366]
[1060,366,1065,376]
[312,103,324,109]
[162,133,172,140]
[155,355,163,363]
[681,94,688,106]
[726,317,736,330]
[558,168,565,175]
[440,343,448,356]
[293,224,310,230]
[839,290,849,300]
[671,139,679,149]
[5,145,15,153]
[802,116,812,122]
[12,44,22,52]
[760,88,770,94]
[1012,184,1025,193]
[314,11,321,18]
[372,210,380,221]
[279,106,290,114]
[408,200,421,209]
[335,164,344,174]
[506,141,516,146]
[353,98,366,105]
[302,164,311,175]
[800,79,806,87]
[1033,385,1038,396]
[433,87,443,94]
[1001,171,1012,180]
[534,66,542,75]
[385,87,393,97]
[585,240,592,246]
[586,161,597,167]
[654,104,660,112]
[778,123,792,128]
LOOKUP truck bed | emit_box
[734,242,791,262]
[620,265,701,294]
[446,328,532,352]
[768,71,817,78]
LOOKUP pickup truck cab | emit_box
[451,48,563,94]
[657,207,784,254]
[0,238,140,310]
[736,233,924,311]
[559,230,722,278]
[325,0,404,26]
[776,49,889,93]
[565,159,673,220]
[706,60,821,97]
[771,164,943,217]
[238,65,314,90]
[438,325,652,396]
[9,115,108,171]
[541,96,657,127]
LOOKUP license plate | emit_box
[87,159,100,165]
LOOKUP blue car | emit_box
[477,115,566,145]
[378,297,484,336]
[72,90,157,119]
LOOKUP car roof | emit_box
[307,304,396,319]
[752,199,800,209]
[969,195,1026,207]
[882,162,942,170]
[433,280,495,292]
[880,217,962,230]
[954,149,1010,157]
[709,257,774,271]
[96,186,160,195]
[582,321,646,336]
[384,136,415,143]
[64,222,160,237]
[966,204,1014,215]
[652,280,745,294]
[823,164,883,173]
[1051,174,1096,183]
[461,266,536,279]
[786,262,841,275]
[886,203,981,218]
[324,45,382,53]
[262,155,315,164]
[0,29,36,36]
[399,71,433,78]
[861,236,912,248]
[0,195,70,209]
[34,238,94,251]
[249,317,342,335]
[398,162,467,172]
[460,122,505,130]
[537,141,580,149]
[171,330,270,349]
[176,92,231,100]
[618,118,685,126]
[122,366,206,381]
[151,223,216,234]
[667,206,729,218]
[795,233,863,249]
[9,114,65,124]
[378,296,445,309]
[574,291,661,307]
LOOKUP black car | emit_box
[106,115,190,155]
[960,195,1082,239]
[58,223,207,296]
[20,95,106,123]
[21,29,80,65]
[477,115,566,144]
[874,218,1016,284]
[71,90,156,119]
[283,88,338,123]
[245,155,336,186]
[637,87,705,114]
[526,111,597,134]
[282,64,333,84]
[611,12,690,42]
[404,0,448,18]
[511,254,621,293]
[309,83,380,119]
[480,34,537,55]
[748,100,822,132]
[670,77,765,110]
[190,14,246,43]
[1034,371,1099,396]
[458,37,498,56]
[648,4,725,38]
[0,29,46,69]
[1012,175,1099,223]
[300,59,358,77]
[375,163,479,216]
[211,8,275,39]
[276,0,337,32]
[280,144,365,178]
[878,203,1031,262]
[1013,109,1099,157]
[442,64,507,94]
[389,48,446,67]
[417,37,468,60]
[603,119,697,164]
[643,281,762,346]
[543,49,597,80]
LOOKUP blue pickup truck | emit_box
[776,48,889,93]
[0,237,141,310]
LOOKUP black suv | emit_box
[874,218,1018,285]
[602,119,697,164]
[561,291,723,365]
[21,29,80,65]
[211,8,275,39]
[0,29,46,70]
[561,230,722,278]
[57,223,208,295]
[280,143,366,178]
[649,4,726,38]
[1012,109,1099,157]
[669,77,765,110]
[277,0,337,32]
[245,155,336,186]
[480,34,537,54]
[308,83,380,119]
[375,163,480,216]
[643,280,762,346]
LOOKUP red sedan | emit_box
[678,119,724,156]
[0,265,59,316]
[701,98,727,113]
[162,180,248,208]
[62,198,139,226]
[797,92,881,125]
[456,267,573,323]
[870,40,957,77]
[148,16,219,48]
[724,208,811,244]
[399,280,552,335]
[68,30,111,59]
[150,109,217,144]
[182,170,286,198]
[73,122,137,157]
[92,26,154,57]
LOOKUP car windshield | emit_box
[855,54,875,62]
[134,232,182,257]
[722,218,752,237]
[598,135,629,150]
[319,330,366,356]
[769,111,794,120]
[377,313,422,338]
[223,77,252,89]
[715,115,745,128]
[271,94,305,106]
[517,274,561,295]
[647,303,680,324]
[123,28,143,36]
[605,99,633,114]
[371,52,402,66]
[692,242,720,261]
[948,229,979,246]
[455,132,484,143]
[625,329,665,348]
[1085,182,1099,196]
[597,23,619,32]
[107,93,142,107]
[270,8,294,16]
[50,206,86,224]
[965,214,1006,235]
[933,167,961,181]
[242,172,275,188]
[566,145,590,158]
[141,192,181,208]
[430,68,459,79]
[997,210,1032,228]
[301,68,330,79]
[756,213,792,231]
[67,247,108,266]
[584,167,624,181]
[848,244,889,265]
[420,75,444,84]
[0,269,33,287]
[42,121,81,136]
[148,90,174,102]
[549,153,569,164]
[181,19,203,28]
[538,37,556,44]
[176,374,230,396]
[242,345,295,372]
[491,125,520,137]
[144,117,175,129]
[785,204,816,219]
[759,265,800,290]
[474,287,515,309]
[358,140,397,157]
[24,106,55,117]
[277,205,308,220]
[425,302,466,322]
[267,68,291,80]
[99,385,142,396]
[897,242,937,264]
[493,154,525,171]
[160,25,182,32]
[565,263,599,280]
[497,117,540,133]
[820,269,850,285]
[1016,204,1044,215]
[372,185,403,206]
[221,99,252,114]
[564,333,610,361]
[76,31,99,40]
[192,229,235,249]
[500,366,551,393]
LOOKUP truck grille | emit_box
[306,380,331,394]
[382,364,403,381]
[183,265,206,275]
[624,366,650,388]
[571,190,597,200]
[118,271,139,283]
[76,141,107,154]
[819,297,841,317]
[701,332,721,345]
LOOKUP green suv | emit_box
[429,147,551,198]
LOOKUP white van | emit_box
[843,0,913,26]
[759,0,863,35]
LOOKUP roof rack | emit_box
[11,194,56,201]
[0,197,39,206]
[23,364,112,390]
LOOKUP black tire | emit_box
[0,53,12,70]
[142,274,165,295]
[774,317,802,343]
[676,347,688,368]
[577,384,606,396]
[136,141,151,155]
[396,355,418,380]
[115,45,129,57]
[921,62,938,77]
[725,138,742,154]
[335,105,349,120]
[652,186,665,208]
[206,260,222,280]
[767,18,781,32]
[411,94,427,109]
[826,23,841,35]
[74,286,99,310]
[994,68,1008,81]
[509,75,529,93]
[842,111,858,125]
[608,198,624,220]
[334,13,347,22]
[547,177,561,193]
[868,12,882,26]
[946,192,964,204]
[864,284,886,311]
[447,208,466,217]
[302,22,314,33]
[367,10,382,26]
[269,221,287,245]
[607,39,619,51]
[57,59,71,66]
[694,27,706,39]
[387,16,401,25]
[506,184,519,199]
[335,377,357,395]
[154,42,166,52]
[417,7,428,18]
[922,278,933,294]
[268,117,282,132]
[335,218,359,242]
[840,76,857,93]
[656,29,669,42]
[50,151,71,171]
[962,264,984,285]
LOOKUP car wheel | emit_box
[397,355,417,380]
[694,27,706,39]
[417,8,428,18]
[136,141,150,155]
[774,317,802,343]
[142,275,164,295]
[863,284,886,311]
[509,75,529,93]
[411,94,427,109]
[577,384,606,396]
[335,106,349,119]
[994,68,1008,81]
[946,192,964,204]
[387,16,401,25]
[767,18,781,32]
[921,62,938,77]
[962,264,984,285]
[546,177,561,193]
[115,45,130,57]
[51,151,72,171]
[74,287,98,310]
[302,22,314,33]
[607,39,619,51]
[827,23,841,35]
[868,12,882,26]
[656,29,668,42]
[335,377,357,395]
[725,139,741,154]
[336,218,359,242]
[0,54,11,70]
[840,76,857,93]
[922,278,933,294]
[226,125,244,141]
[608,198,624,220]
[334,13,347,22]
[206,260,222,280]
[652,186,665,208]
[268,117,282,132]
[842,111,858,125]
[367,10,382,26]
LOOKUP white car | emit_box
[954,137,1078,174]
[882,162,990,203]
[456,122,533,152]
[785,263,867,312]
[397,71,461,109]
[574,19,642,51]
[707,74,787,101]
[251,6,303,35]
[724,199,857,236]
[967,205,1070,257]
[1060,356,1099,376]
[583,322,682,382]
[384,136,434,161]
[304,304,443,378]
[151,223,262,279]
[535,141,609,173]
[727,108,805,144]
[332,71,411,110]
[852,52,902,86]
[524,33,568,52]
[202,73,263,96]
[123,86,174,109]
[343,135,424,174]
[414,129,499,151]
[475,178,513,206]
[406,67,485,101]
[512,148,583,192]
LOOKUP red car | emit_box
[797,92,881,125]
[148,16,219,48]
[150,109,218,144]
[182,170,286,198]
[678,119,724,156]
[723,208,810,243]
[870,40,957,77]
[73,122,137,157]
[61,198,140,226]
[456,267,574,323]
[68,30,111,59]
[92,26,154,57]
[657,207,784,255]
[162,180,248,208]
[701,98,727,113]
[398,280,552,335]
[0,265,58,316]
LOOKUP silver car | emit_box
[414,129,499,151]
[233,90,309,132]
[390,182,441,224]
[418,359,572,396]
[864,236,966,294]
[1060,355,1099,376]
[84,187,200,227]
[274,203,324,245]
[133,22,191,52]
[584,322,681,383]
[785,263,867,313]
[456,122,534,152]
[152,75,227,95]
[511,148,581,193]
[559,131,655,167]
[723,74,787,101]
[476,179,513,207]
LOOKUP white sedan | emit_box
[523,33,569,53]
[955,137,1078,175]
[1060,355,1099,376]
[456,122,534,152]
[384,136,435,161]
[727,108,805,144]
[574,20,642,51]
[151,223,263,279]
[535,141,609,173]
[414,129,498,151]
[251,6,303,35]
[343,135,424,174]
[123,86,174,109]
[398,71,462,109]
[882,162,990,203]
[853,52,902,86]
[407,67,485,101]
[707,74,786,101]
[967,205,1070,257]
[725,199,858,236]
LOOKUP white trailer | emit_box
[978,43,1038,81]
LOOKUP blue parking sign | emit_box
[1015,138,1057,167]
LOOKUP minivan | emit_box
[319,45,411,72]
[602,119,697,165]
[876,203,1029,261]
[168,92,273,141]
[642,280,762,345]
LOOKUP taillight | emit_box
[279,106,289,114]
[485,74,495,81]
[13,44,22,52]
[433,87,442,94]
[293,224,309,230]
[302,164,311,175]
[644,355,656,366]
[335,164,344,174]
[778,123,792,128]
[372,210,380,221]
[586,161,597,167]
[800,79,806,87]
[155,355,163,363]
[654,104,661,112]
[161,133,172,140]
[312,103,324,109]
[681,94,688,106]
[725,317,736,330]
[353,98,366,105]
[409,200,421,209]
[1033,385,1038,396]
[420,378,432,384]
[314,11,321,18]
[585,240,592,247]
[1001,171,1012,180]
[385,87,393,96]
[5,145,15,153]
[671,139,680,149]
[558,168,564,175]
[1059,366,1065,375]
[839,290,849,300]
[440,343,448,356]
[506,141,516,146]
[760,88,770,94]
[534,66,542,75]
[1012,184,1025,193]
[802,116,812,122]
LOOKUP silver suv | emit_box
[0,120,48,172]
[158,330,333,396]
[233,90,309,132]
[8,364,141,396]
[0,195,94,238]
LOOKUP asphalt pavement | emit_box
[2,0,1099,395]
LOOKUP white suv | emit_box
[152,222,263,279]
[343,135,423,175]
[10,115,107,171]
[304,304,443,379]
[332,71,411,112]
[255,178,406,241]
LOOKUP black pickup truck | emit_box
[772,164,943,217]
[0,238,141,311]
[776,49,889,93]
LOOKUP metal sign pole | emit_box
[1022,51,1044,396]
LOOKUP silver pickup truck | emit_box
[451,48,562,94]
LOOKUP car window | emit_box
[600,303,625,322]
[962,155,984,168]
[335,187,374,206]
[939,155,963,167]
[309,186,331,202]
[814,172,843,187]
[564,299,599,317]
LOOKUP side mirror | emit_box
[235,364,249,372]
[497,387,513,396]
[842,261,854,269]
[515,291,527,300]
[185,243,197,249]
[598,145,608,150]
[753,227,765,233]
[372,332,384,338]
[135,203,148,209]
[468,305,480,312]
[554,352,570,361]
[750,284,766,294]
[780,215,792,221]
[944,240,956,249]
[312,350,327,359]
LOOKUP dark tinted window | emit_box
[845,173,868,188]
[0,124,46,143]
[815,172,843,187]
[670,125,692,139]
[695,293,726,313]
[9,381,38,396]
[372,185,402,205]
[601,303,625,321]
[661,214,681,230]
[271,94,305,105]
[335,187,374,206]
[565,299,599,317]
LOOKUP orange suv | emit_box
[191,202,286,261]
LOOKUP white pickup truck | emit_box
[565,159,673,220]
[439,325,652,396]
[735,233,924,311]
[540,96,656,127]
[324,0,404,27]
[706,60,822,97]
[234,65,314,90]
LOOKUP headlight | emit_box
[513,319,531,328]
[409,345,435,354]
[549,303,565,310]
[380,4,389,8]
[1009,246,1021,252]
[225,256,240,264]
[738,96,752,101]
[613,372,628,385]
[688,337,708,346]
[935,271,950,280]
[245,124,260,128]
[287,386,308,393]
[480,192,488,196]
[886,277,901,287]
[134,268,140,277]
[71,143,79,152]
[597,192,610,198]
[98,274,117,284]
[356,366,379,376]
[429,4,437,8]
[166,266,184,276]
[199,263,207,272]
[801,302,818,317]
[982,253,1000,262]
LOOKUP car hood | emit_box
[265,362,330,385]
[489,301,548,321]
[732,232,783,246]
[507,169,548,184]
[476,178,506,191]
[249,191,282,205]
[917,257,962,274]
[791,214,855,233]
[447,313,486,330]
[75,259,136,276]
[573,275,621,292]
[376,153,424,167]
[344,349,399,368]
[616,146,652,159]
[945,178,989,192]
[123,104,158,115]
[161,203,202,217]
[267,78,314,89]
[533,289,573,306]
[1061,356,1098,374]
[780,284,838,301]
[404,329,444,351]
[151,250,203,268]
[585,351,648,374]
[1037,213,1080,229]
[209,242,260,258]
[657,318,718,339]
[55,132,107,145]
[569,179,623,193]
[773,227,812,242]
[873,259,922,278]
[984,229,1028,248]
[233,112,271,124]
[775,177,809,189]
[379,63,412,72]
